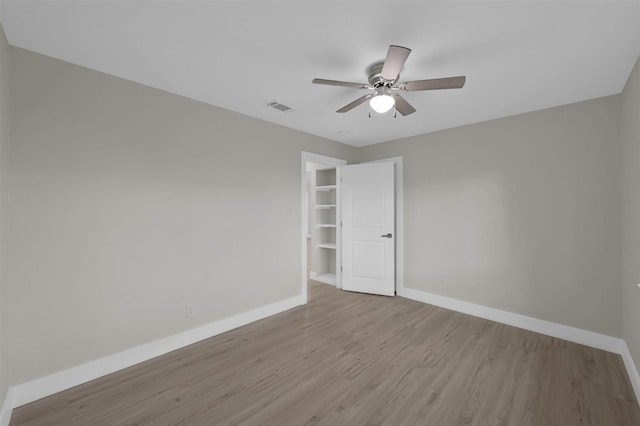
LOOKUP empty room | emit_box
[0,1,640,425]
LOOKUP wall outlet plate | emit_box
[185,303,195,317]
[468,282,477,295]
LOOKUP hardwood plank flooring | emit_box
[10,281,640,425]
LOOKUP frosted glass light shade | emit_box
[370,94,395,113]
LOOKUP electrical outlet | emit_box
[469,282,477,296]
[185,303,195,318]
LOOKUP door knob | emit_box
[381,233,393,238]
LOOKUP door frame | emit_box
[300,152,347,304]
[300,153,404,303]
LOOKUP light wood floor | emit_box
[11,281,640,425]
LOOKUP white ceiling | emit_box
[2,1,640,147]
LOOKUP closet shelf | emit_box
[316,224,337,228]
[316,204,336,209]
[315,185,337,191]
[317,243,337,249]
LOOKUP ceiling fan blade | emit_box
[393,95,416,116]
[381,45,411,82]
[400,76,466,91]
[312,78,369,89]
[337,94,373,113]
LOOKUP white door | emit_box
[341,162,395,296]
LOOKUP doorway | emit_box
[300,153,404,303]
[300,152,347,304]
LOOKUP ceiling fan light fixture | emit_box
[370,90,395,114]
[313,45,464,116]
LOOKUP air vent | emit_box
[266,100,293,112]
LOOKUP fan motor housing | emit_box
[367,61,396,88]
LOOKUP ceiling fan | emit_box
[312,45,466,116]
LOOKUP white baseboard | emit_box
[10,294,303,408]
[5,287,640,416]
[620,342,640,403]
[399,287,624,354]
[0,388,12,426]
[399,286,640,402]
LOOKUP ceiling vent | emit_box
[267,100,293,113]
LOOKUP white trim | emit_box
[300,152,346,303]
[403,280,640,402]
[363,157,404,293]
[11,295,303,408]
[335,166,342,290]
[399,287,623,354]
[620,342,640,403]
[4,285,640,412]
[0,388,12,426]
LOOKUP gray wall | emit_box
[622,56,640,374]
[0,24,9,405]
[357,96,622,337]
[3,37,638,394]
[7,47,356,385]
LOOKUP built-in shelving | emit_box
[313,167,339,286]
